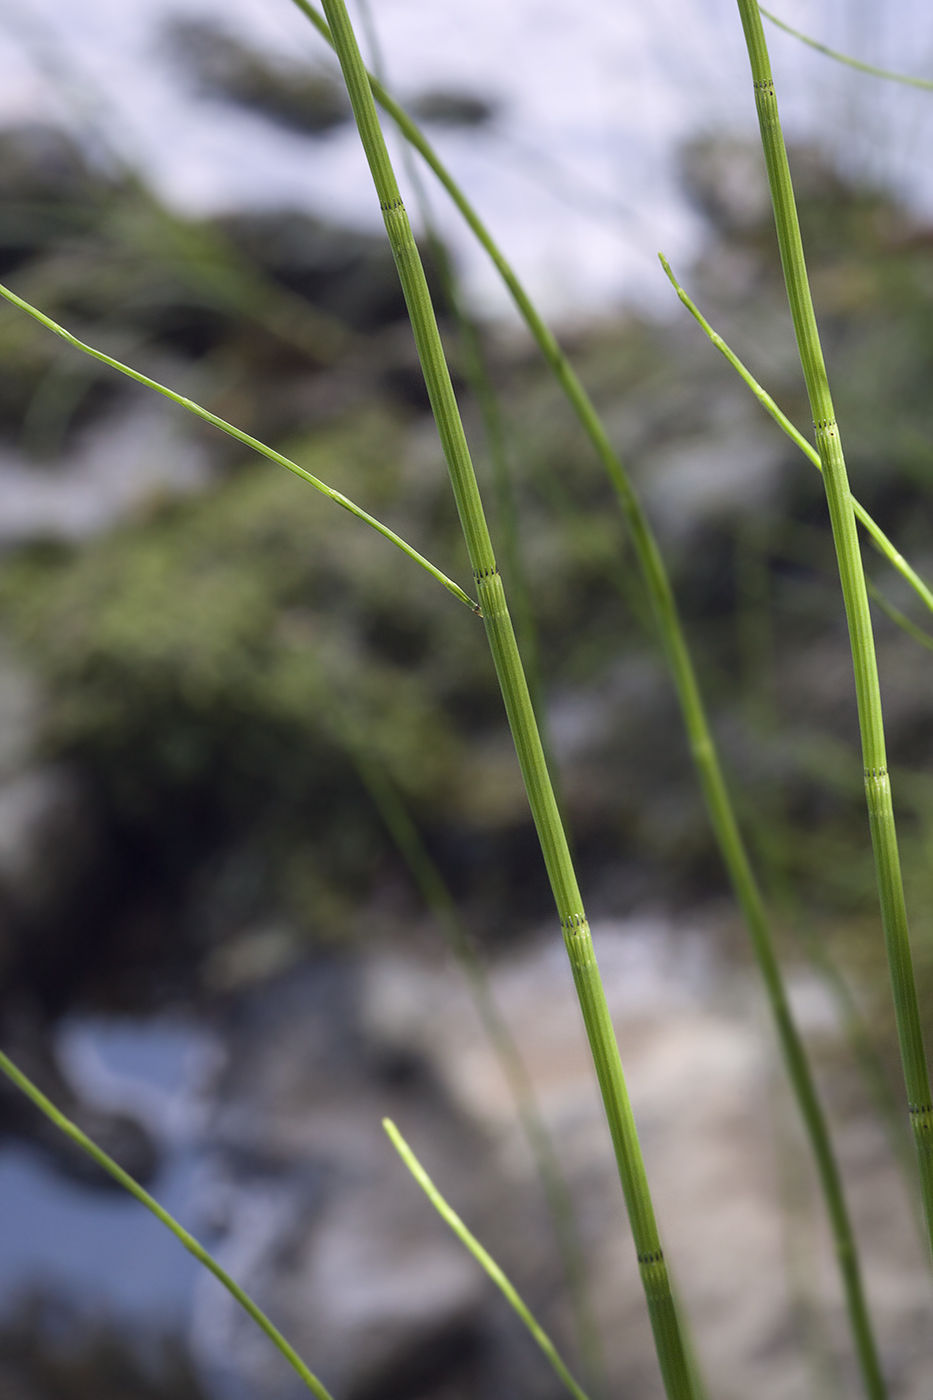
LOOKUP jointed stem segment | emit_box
[659,255,933,625]
[737,0,933,1388]
[319,0,696,1393]
[298,2,892,1392]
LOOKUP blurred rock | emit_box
[165,18,350,137]
[175,918,933,1399]
[193,958,563,1400]
[0,1292,207,1400]
[409,90,499,129]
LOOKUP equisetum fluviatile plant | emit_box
[316,0,698,1393]
[293,2,888,1390]
[737,0,933,1274]
[0,2,929,1396]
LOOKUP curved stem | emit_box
[659,255,933,623]
[0,1050,333,1400]
[0,280,477,614]
[760,6,933,91]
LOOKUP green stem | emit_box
[383,1119,590,1400]
[0,1050,333,1400]
[344,730,602,1392]
[328,11,593,1353]
[659,255,933,623]
[737,0,933,1359]
[291,4,887,1389]
[0,280,477,614]
[317,2,695,1394]
[760,6,933,91]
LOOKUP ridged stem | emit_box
[737,0,933,1372]
[318,2,695,1393]
[292,3,886,1387]
[659,255,933,623]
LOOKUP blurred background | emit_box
[0,1,932,1396]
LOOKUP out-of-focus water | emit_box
[0,1018,217,1322]
[0,0,930,320]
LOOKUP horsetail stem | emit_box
[659,255,933,623]
[320,678,602,1391]
[0,1050,333,1400]
[318,1,696,1393]
[293,2,886,1388]
[738,0,933,1349]
[0,281,477,613]
[383,1118,591,1400]
[760,6,933,90]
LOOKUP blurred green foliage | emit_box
[0,118,932,1015]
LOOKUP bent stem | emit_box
[737,0,933,1345]
[0,1050,333,1400]
[759,6,933,91]
[318,2,696,1395]
[294,2,887,1389]
[0,281,477,614]
[383,1119,590,1400]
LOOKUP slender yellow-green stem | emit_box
[659,255,933,623]
[738,0,933,1306]
[334,8,596,1368]
[0,1050,333,1400]
[760,6,933,91]
[318,2,695,1393]
[342,723,602,1391]
[0,281,476,614]
[383,1119,590,1400]
[291,3,886,1387]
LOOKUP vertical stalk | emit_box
[737,0,933,1329]
[291,5,886,1391]
[318,2,696,1394]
